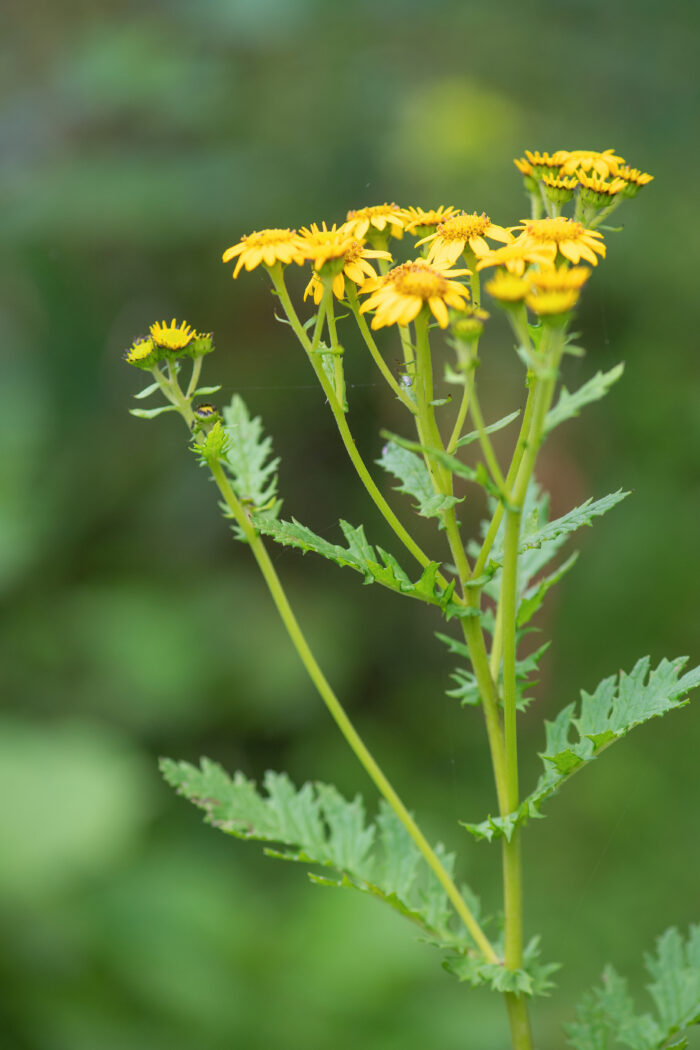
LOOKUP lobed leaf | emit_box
[545,363,624,435]
[565,927,700,1050]
[463,656,700,842]
[222,394,282,518]
[252,514,458,612]
[377,441,462,523]
[456,409,521,448]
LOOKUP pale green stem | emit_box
[469,383,508,497]
[346,283,416,411]
[588,196,623,229]
[446,367,474,454]
[207,458,498,964]
[528,191,543,220]
[324,294,347,411]
[267,265,456,593]
[185,356,203,400]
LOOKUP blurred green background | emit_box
[2,1,699,1047]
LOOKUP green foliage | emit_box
[463,657,700,842]
[545,363,624,434]
[381,429,479,483]
[456,410,521,448]
[222,395,281,518]
[436,631,549,712]
[566,927,700,1050]
[252,514,458,612]
[161,758,557,998]
[377,440,462,521]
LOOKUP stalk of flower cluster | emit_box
[151,360,498,966]
[266,264,459,587]
[345,282,417,411]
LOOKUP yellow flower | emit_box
[401,205,460,235]
[541,173,579,204]
[476,240,555,276]
[529,265,591,292]
[124,336,156,368]
[577,170,627,208]
[359,259,470,329]
[615,166,654,198]
[300,227,392,303]
[149,319,198,351]
[513,156,534,177]
[417,212,512,266]
[343,204,407,240]
[525,289,580,316]
[222,228,308,277]
[512,217,606,266]
[484,271,531,302]
[524,150,564,175]
[556,149,625,178]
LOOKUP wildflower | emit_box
[359,259,470,329]
[343,204,407,240]
[529,265,591,292]
[124,336,157,369]
[401,205,460,236]
[299,224,392,303]
[451,307,490,344]
[615,166,654,198]
[484,271,531,302]
[525,289,580,316]
[577,171,627,209]
[222,228,308,277]
[523,150,564,177]
[150,319,198,351]
[476,240,555,276]
[512,217,606,266]
[556,149,625,178]
[513,156,534,177]
[541,173,578,205]
[417,212,512,266]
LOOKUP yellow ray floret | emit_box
[149,319,198,351]
[359,259,470,329]
[302,233,392,304]
[524,150,564,173]
[529,265,591,292]
[476,240,556,276]
[616,166,654,187]
[484,271,532,302]
[417,212,512,266]
[525,289,581,316]
[511,218,606,266]
[124,337,156,365]
[343,204,407,240]
[513,156,534,177]
[400,205,460,234]
[556,149,625,178]
[577,171,627,197]
[222,228,308,277]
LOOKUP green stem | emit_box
[446,366,474,454]
[346,283,416,411]
[268,265,453,591]
[469,383,508,497]
[207,458,498,965]
[185,356,203,400]
[325,294,347,411]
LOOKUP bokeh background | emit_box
[2,1,699,1048]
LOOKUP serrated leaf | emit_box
[221,395,282,527]
[252,514,457,612]
[381,430,479,483]
[129,404,178,419]
[445,935,559,997]
[516,553,579,627]
[545,363,624,434]
[377,441,462,523]
[161,758,476,954]
[463,656,700,843]
[566,927,700,1050]
[456,410,520,448]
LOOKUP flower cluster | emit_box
[514,148,653,210]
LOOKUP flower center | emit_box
[522,218,584,243]
[393,263,446,298]
[437,212,490,242]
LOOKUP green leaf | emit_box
[377,441,462,522]
[445,935,559,998]
[463,656,700,843]
[221,394,281,519]
[133,379,161,399]
[252,514,457,611]
[193,384,222,396]
[380,430,479,483]
[456,410,521,448]
[545,363,624,434]
[129,404,177,419]
[517,553,579,627]
[566,927,700,1050]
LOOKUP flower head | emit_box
[124,336,157,369]
[528,265,591,292]
[150,319,198,351]
[418,211,512,266]
[577,170,627,209]
[513,217,606,266]
[343,204,407,240]
[222,228,307,277]
[556,148,625,178]
[525,289,580,317]
[301,227,392,303]
[359,259,470,329]
[476,239,555,276]
[541,173,579,204]
[523,150,564,177]
[484,271,531,302]
[615,166,654,198]
[513,156,534,177]
[401,205,460,235]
